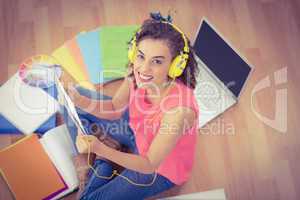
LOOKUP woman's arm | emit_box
[70,77,131,120]
[80,106,196,174]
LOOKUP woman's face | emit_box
[133,38,173,91]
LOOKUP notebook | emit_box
[0,134,67,200]
[0,73,59,134]
[192,18,253,127]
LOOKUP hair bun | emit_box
[150,11,173,23]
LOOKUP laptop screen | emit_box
[193,19,252,98]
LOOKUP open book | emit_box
[0,123,79,200]
[0,124,81,200]
[0,134,68,200]
[40,124,79,200]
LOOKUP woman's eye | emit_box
[136,54,144,60]
[152,59,163,65]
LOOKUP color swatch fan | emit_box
[51,25,138,89]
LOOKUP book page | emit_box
[40,124,79,200]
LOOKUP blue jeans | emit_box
[61,87,175,200]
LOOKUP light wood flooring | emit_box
[0,0,300,199]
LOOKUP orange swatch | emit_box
[65,38,90,81]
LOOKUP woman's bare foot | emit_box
[73,153,95,197]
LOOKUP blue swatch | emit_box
[76,28,103,84]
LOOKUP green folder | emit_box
[100,25,139,79]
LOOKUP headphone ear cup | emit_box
[128,41,137,63]
[168,55,187,79]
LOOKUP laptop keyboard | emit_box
[195,64,223,112]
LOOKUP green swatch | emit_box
[100,25,139,79]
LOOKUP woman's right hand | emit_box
[76,134,89,154]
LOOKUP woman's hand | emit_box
[76,134,106,155]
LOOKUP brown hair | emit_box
[130,19,199,89]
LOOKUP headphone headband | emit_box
[161,21,189,54]
[133,21,189,55]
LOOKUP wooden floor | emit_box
[1,0,300,199]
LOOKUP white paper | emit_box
[0,73,59,134]
[161,188,226,200]
[40,124,79,200]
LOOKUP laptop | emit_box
[192,18,253,128]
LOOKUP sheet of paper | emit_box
[0,73,59,134]
[55,76,87,135]
[160,188,226,199]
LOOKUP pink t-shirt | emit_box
[128,80,199,185]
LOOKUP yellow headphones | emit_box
[128,21,190,79]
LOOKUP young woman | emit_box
[68,15,199,200]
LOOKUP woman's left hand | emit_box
[76,134,106,155]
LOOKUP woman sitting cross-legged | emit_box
[67,14,199,200]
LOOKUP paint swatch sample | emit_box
[77,28,103,84]
[52,45,95,90]
[100,25,138,78]
[51,25,138,86]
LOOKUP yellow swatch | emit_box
[52,46,95,90]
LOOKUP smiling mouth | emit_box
[137,72,153,82]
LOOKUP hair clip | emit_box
[150,11,173,23]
